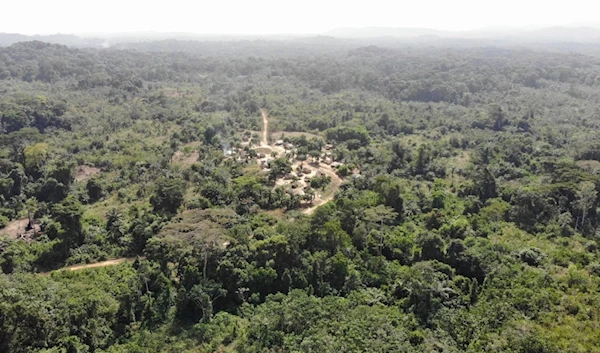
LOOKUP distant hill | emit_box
[2,26,600,52]
[508,26,600,43]
[326,27,448,39]
[326,26,600,44]
[0,33,104,47]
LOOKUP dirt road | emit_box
[302,164,343,215]
[261,109,269,146]
[42,258,138,275]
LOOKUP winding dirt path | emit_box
[302,164,343,215]
[261,108,269,146]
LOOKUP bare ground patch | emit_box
[576,160,600,174]
[171,151,200,166]
[75,165,102,182]
[0,218,41,241]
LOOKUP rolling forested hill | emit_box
[2,39,600,352]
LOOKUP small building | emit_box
[324,157,333,165]
[275,140,284,146]
[302,166,312,174]
[324,144,334,150]
[331,162,342,168]
[292,188,305,196]
[284,143,294,150]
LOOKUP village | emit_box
[226,109,357,214]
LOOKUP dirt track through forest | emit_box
[41,258,138,275]
[261,109,269,146]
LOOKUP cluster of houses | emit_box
[278,164,330,197]
[231,134,353,179]
[233,132,362,202]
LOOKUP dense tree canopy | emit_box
[1,39,600,352]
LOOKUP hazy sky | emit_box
[3,0,600,35]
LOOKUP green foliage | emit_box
[309,174,331,190]
[150,177,185,215]
[86,178,104,203]
[325,126,370,149]
[2,39,600,353]
[268,157,292,181]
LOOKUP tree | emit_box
[373,176,404,214]
[310,174,331,190]
[86,178,104,203]
[37,177,69,203]
[106,208,126,242]
[487,104,507,131]
[416,232,445,261]
[24,197,38,233]
[576,181,597,232]
[51,195,84,251]
[364,205,398,255]
[0,128,42,163]
[151,177,186,215]
[187,280,226,323]
[414,145,430,175]
[472,167,497,201]
[23,142,49,175]
[308,150,321,164]
[50,161,75,188]
[269,157,292,181]
[480,198,510,233]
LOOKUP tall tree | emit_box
[576,181,597,232]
